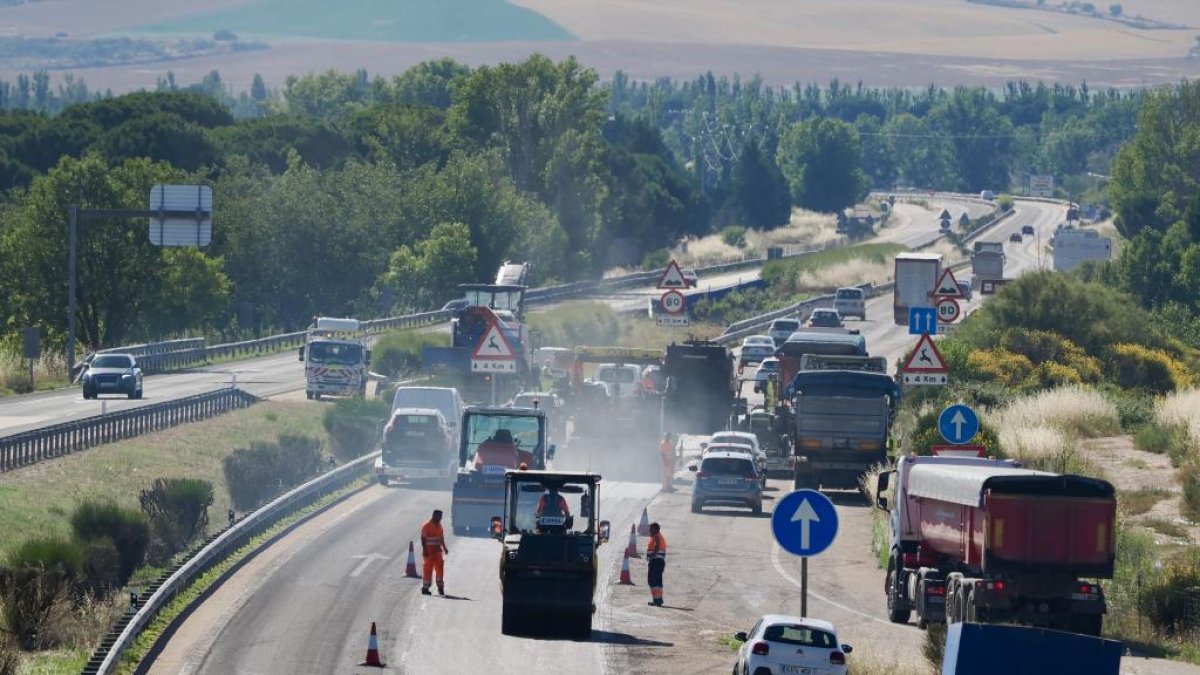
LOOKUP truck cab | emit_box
[300,317,370,400]
[491,470,609,637]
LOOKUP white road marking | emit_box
[349,553,390,578]
[770,542,898,627]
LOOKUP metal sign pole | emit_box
[801,557,808,618]
[67,205,77,372]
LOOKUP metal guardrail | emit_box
[0,388,259,473]
[86,450,378,674]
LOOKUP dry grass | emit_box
[0,352,69,396]
[796,257,890,290]
[847,655,930,675]
[1119,487,1172,517]
[0,401,326,558]
[1157,389,1200,450]
[666,209,840,269]
[988,386,1119,475]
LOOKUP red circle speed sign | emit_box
[936,297,961,323]
[661,290,686,315]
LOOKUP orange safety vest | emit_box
[647,532,667,560]
[420,520,445,556]
[660,440,674,458]
[536,494,570,517]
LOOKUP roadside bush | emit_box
[1104,386,1155,431]
[1180,461,1200,521]
[641,248,670,271]
[1138,548,1200,635]
[721,225,747,248]
[923,623,947,672]
[79,539,120,596]
[0,634,16,675]
[966,348,1033,388]
[323,398,389,462]
[1028,362,1083,389]
[223,433,323,511]
[7,537,83,581]
[906,407,1002,457]
[138,478,213,564]
[998,329,1102,382]
[996,194,1014,212]
[1106,343,1192,394]
[1,537,81,650]
[372,330,444,379]
[70,499,149,587]
[1134,421,1192,466]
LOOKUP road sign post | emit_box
[771,489,839,618]
[938,404,980,445]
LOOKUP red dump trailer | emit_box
[875,456,1116,635]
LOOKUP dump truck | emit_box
[490,470,610,637]
[663,340,735,435]
[299,317,370,400]
[450,405,553,534]
[421,284,533,402]
[970,242,1006,292]
[565,347,665,444]
[789,354,897,490]
[776,330,867,393]
[875,455,1116,636]
[892,252,942,325]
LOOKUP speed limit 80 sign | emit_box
[660,290,686,315]
[936,297,961,323]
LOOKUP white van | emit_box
[592,363,642,399]
[833,287,866,320]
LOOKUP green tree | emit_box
[776,117,869,213]
[726,139,791,229]
[378,222,478,311]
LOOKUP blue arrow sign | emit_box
[771,489,839,557]
[938,403,980,445]
[908,306,937,335]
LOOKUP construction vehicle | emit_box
[970,242,1006,292]
[299,317,370,400]
[789,354,897,490]
[451,405,553,535]
[495,261,531,286]
[422,283,533,402]
[374,407,456,486]
[893,253,942,325]
[747,407,793,477]
[663,340,735,435]
[875,455,1116,635]
[564,347,665,443]
[490,470,610,637]
[776,330,867,394]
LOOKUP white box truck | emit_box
[893,253,942,325]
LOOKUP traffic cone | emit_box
[625,524,640,558]
[618,551,635,585]
[637,507,650,536]
[360,622,385,667]
[404,541,419,578]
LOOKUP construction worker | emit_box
[659,433,677,493]
[646,522,667,606]
[535,488,570,519]
[474,428,520,469]
[419,509,449,596]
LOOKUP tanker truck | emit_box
[874,455,1116,636]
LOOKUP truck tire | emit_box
[886,561,912,624]
[501,602,522,636]
[305,391,314,400]
[313,391,322,400]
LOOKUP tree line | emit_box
[0,58,1153,356]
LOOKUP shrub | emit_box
[1028,361,1083,389]
[79,539,121,595]
[1181,461,1200,521]
[992,386,1121,439]
[0,566,70,649]
[1104,386,1154,431]
[139,478,213,564]
[998,329,1102,383]
[721,225,747,248]
[966,348,1033,388]
[1156,389,1200,448]
[641,248,670,271]
[223,434,323,511]
[1106,343,1191,394]
[323,398,389,463]
[923,622,947,672]
[1138,548,1200,635]
[70,499,149,586]
[1133,421,1192,466]
[7,537,83,580]
[906,408,1002,457]
[0,634,16,675]
[996,194,1014,212]
[372,330,445,379]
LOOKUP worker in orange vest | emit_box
[420,509,449,596]
[659,432,676,493]
[647,522,667,606]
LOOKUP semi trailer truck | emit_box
[875,455,1116,636]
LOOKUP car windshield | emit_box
[836,289,861,299]
[464,413,542,461]
[701,457,754,475]
[92,355,133,369]
[712,435,755,449]
[308,341,362,365]
[772,321,799,332]
[596,367,636,383]
[759,361,779,371]
[746,336,772,345]
[511,478,593,534]
[763,624,837,649]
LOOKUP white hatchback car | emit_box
[734,615,852,675]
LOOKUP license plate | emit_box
[717,479,739,486]
[99,382,116,389]
[782,667,812,674]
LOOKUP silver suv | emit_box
[833,287,866,320]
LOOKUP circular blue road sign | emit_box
[938,403,980,445]
[771,489,839,558]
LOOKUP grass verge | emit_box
[761,243,905,296]
[528,302,721,349]
[0,401,327,559]
[1118,487,1172,517]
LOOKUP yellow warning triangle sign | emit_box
[472,323,517,359]
[902,333,949,373]
[933,268,964,298]
[657,260,687,289]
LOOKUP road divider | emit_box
[0,387,259,473]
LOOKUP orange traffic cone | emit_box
[637,507,650,536]
[404,541,419,578]
[360,622,385,667]
[625,524,640,558]
[618,551,635,585]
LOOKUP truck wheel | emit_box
[751,501,762,516]
[305,391,314,400]
[377,476,388,487]
[964,589,978,623]
[886,563,912,624]
[313,392,321,400]
[501,603,521,636]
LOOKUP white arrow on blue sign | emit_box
[908,306,937,335]
[938,403,980,445]
[771,489,839,557]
